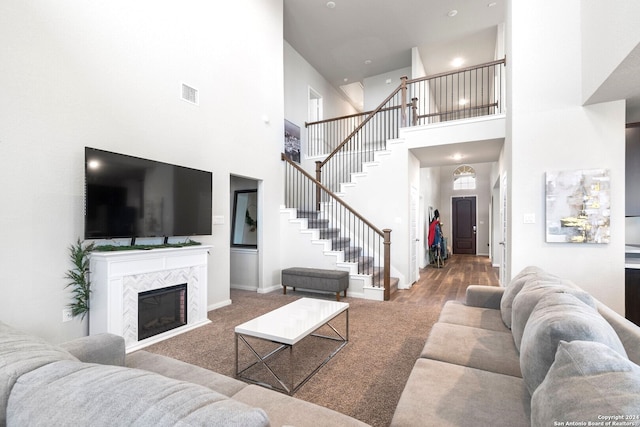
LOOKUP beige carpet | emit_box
[142,289,441,427]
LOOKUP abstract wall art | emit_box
[545,169,610,244]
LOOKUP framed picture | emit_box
[231,190,258,247]
[284,119,301,163]
[545,169,610,243]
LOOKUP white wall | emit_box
[284,41,357,176]
[363,67,412,111]
[411,47,427,80]
[507,0,626,314]
[581,0,640,104]
[0,0,284,343]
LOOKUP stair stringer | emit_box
[315,200,404,300]
[279,207,368,298]
[329,138,409,289]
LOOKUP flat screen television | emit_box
[84,147,212,240]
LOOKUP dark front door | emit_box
[452,196,476,254]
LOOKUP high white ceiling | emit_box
[283,0,505,91]
[283,0,506,167]
[283,0,640,167]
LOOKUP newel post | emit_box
[315,161,322,211]
[383,229,391,301]
[411,97,418,126]
[400,76,408,127]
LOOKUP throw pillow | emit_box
[511,278,593,351]
[519,292,627,395]
[500,266,554,329]
[532,340,640,426]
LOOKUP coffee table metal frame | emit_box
[234,297,349,395]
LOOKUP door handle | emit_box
[473,225,477,235]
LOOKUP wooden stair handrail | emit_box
[305,103,407,127]
[305,58,506,129]
[282,153,392,300]
[319,77,407,169]
[281,153,386,237]
[406,57,506,86]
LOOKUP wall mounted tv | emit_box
[85,147,212,240]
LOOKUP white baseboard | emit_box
[208,299,232,312]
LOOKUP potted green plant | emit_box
[65,238,95,320]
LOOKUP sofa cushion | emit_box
[511,278,594,351]
[464,285,504,310]
[438,300,510,333]
[59,333,125,366]
[531,340,640,426]
[126,350,249,397]
[7,360,270,427]
[420,322,521,377]
[0,321,78,426]
[597,302,640,366]
[520,292,627,394]
[390,358,530,427]
[233,384,370,427]
[500,266,554,329]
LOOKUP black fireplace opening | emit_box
[138,284,187,341]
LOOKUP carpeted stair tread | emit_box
[307,218,330,228]
[296,210,319,219]
[319,228,341,239]
[331,237,351,249]
[342,247,362,261]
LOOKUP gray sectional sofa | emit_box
[0,321,368,426]
[391,266,640,426]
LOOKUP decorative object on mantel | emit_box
[545,169,610,244]
[65,238,95,319]
[92,239,202,252]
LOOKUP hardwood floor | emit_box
[390,254,500,305]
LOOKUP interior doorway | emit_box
[308,87,323,122]
[230,175,260,291]
[452,196,477,255]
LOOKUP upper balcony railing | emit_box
[306,58,506,160]
[409,58,505,126]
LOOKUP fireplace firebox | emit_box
[138,284,187,341]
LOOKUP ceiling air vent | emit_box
[181,83,199,105]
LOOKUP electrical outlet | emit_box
[62,308,73,323]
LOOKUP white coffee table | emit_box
[235,297,349,395]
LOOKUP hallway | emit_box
[390,254,500,305]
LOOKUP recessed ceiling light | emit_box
[488,2,497,7]
[447,9,458,17]
[452,153,463,161]
[451,57,464,67]
[88,160,100,170]
[326,1,336,9]
[364,59,372,65]
[343,78,349,82]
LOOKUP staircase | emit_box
[281,155,395,300]
[280,205,398,300]
[285,59,506,300]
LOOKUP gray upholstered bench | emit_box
[281,267,349,301]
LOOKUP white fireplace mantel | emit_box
[89,245,212,352]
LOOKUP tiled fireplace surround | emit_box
[89,246,211,352]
